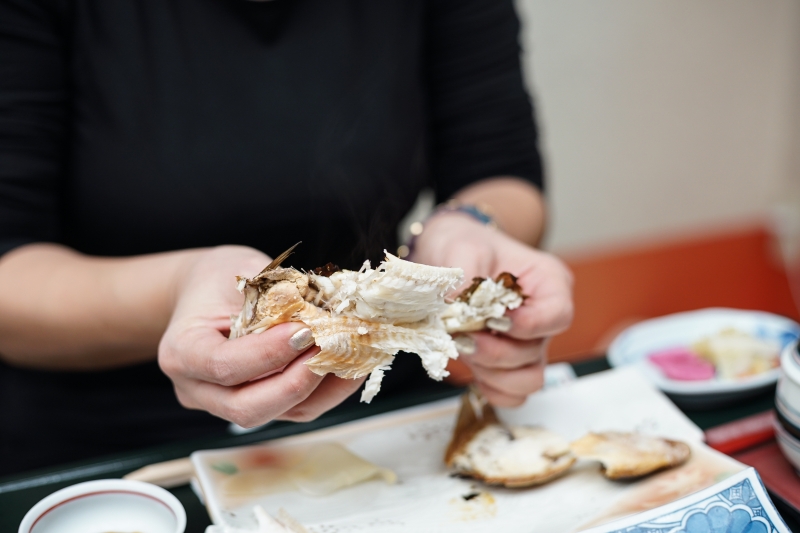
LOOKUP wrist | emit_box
[451,177,546,247]
[409,211,496,267]
[400,201,498,261]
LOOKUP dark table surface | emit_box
[1,357,796,532]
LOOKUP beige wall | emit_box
[516,0,800,254]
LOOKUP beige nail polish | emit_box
[454,335,476,355]
[486,317,512,333]
[289,328,315,351]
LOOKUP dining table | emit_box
[2,356,799,533]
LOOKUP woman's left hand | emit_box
[412,212,574,406]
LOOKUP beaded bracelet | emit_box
[397,200,498,259]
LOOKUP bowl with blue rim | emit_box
[608,308,800,409]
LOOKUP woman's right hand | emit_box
[158,246,364,428]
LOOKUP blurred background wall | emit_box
[513,0,800,359]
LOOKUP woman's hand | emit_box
[158,246,363,427]
[412,213,574,407]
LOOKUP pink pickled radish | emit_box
[648,347,715,381]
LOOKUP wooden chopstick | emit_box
[122,457,194,488]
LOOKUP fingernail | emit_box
[486,316,512,332]
[289,328,315,351]
[454,335,476,355]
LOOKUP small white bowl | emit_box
[18,479,186,533]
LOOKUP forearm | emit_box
[0,243,204,370]
[451,177,546,247]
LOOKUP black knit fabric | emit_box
[0,0,542,475]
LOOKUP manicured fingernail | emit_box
[289,328,314,351]
[454,335,476,355]
[486,317,512,333]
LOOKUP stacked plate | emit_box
[776,339,800,472]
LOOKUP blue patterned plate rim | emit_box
[580,467,791,533]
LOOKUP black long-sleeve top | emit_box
[0,0,543,475]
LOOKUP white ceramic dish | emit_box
[18,479,186,533]
[607,308,799,409]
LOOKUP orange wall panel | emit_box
[549,225,799,362]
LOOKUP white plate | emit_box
[607,308,800,409]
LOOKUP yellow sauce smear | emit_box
[221,442,396,499]
[449,491,497,522]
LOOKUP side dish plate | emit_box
[608,308,800,409]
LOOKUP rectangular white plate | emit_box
[193,367,745,532]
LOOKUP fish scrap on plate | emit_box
[445,391,691,487]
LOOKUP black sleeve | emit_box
[424,0,544,201]
[0,0,68,256]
